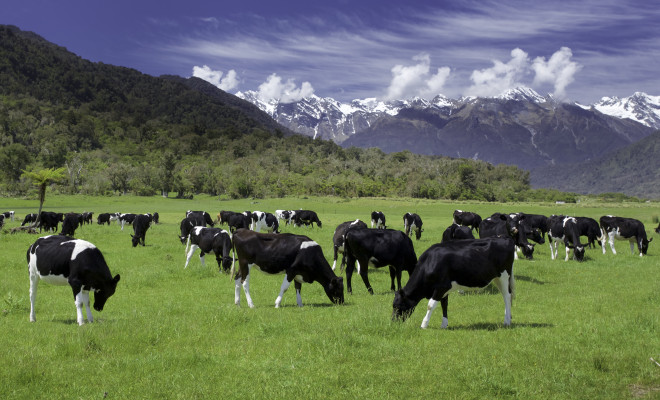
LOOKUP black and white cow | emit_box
[27,235,120,326]
[227,213,252,233]
[39,211,64,233]
[370,211,386,229]
[22,213,38,226]
[574,216,602,248]
[600,216,652,256]
[60,213,81,237]
[184,227,233,272]
[231,230,344,308]
[118,213,137,231]
[548,216,586,261]
[441,223,475,242]
[275,210,294,226]
[392,237,515,329]
[179,214,208,243]
[343,228,417,294]
[403,212,423,240]
[81,212,94,225]
[186,210,215,227]
[479,213,534,260]
[251,211,280,233]
[453,210,482,233]
[517,213,550,241]
[97,213,118,225]
[331,219,368,271]
[131,214,152,247]
[2,211,15,221]
[292,210,322,228]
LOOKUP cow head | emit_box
[93,274,121,312]
[131,234,141,247]
[568,244,586,261]
[324,276,344,305]
[641,237,652,255]
[520,243,535,260]
[414,227,423,241]
[392,290,416,321]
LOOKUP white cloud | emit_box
[532,47,582,99]
[192,65,240,91]
[257,73,315,103]
[466,48,530,97]
[385,53,451,100]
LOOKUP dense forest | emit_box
[0,25,581,202]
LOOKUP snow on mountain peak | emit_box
[496,87,547,103]
[592,92,660,129]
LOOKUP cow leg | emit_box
[199,252,206,267]
[358,261,373,294]
[29,273,38,322]
[345,259,355,294]
[608,232,617,254]
[421,298,440,329]
[630,240,635,255]
[81,290,93,323]
[564,244,571,261]
[332,246,338,271]
[275,276,292,308]
[74,289,86,326]
[294,281,303,307]
[242,265,255,308]
[601,230,607,254]
[493,271,512,326]
[184,244,199,268]
[388,266,402,292]
[513,247,519,260]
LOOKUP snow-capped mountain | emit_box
[585,92,660,129]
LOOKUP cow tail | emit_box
[229,237,237,281]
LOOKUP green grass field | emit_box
[1,195,659,399]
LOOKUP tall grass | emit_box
[1,195,659,399]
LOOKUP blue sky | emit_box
[4,0,660,103]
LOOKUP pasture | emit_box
[1,195,659,399]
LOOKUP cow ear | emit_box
[114,274,121,283]
[499,214,507,221]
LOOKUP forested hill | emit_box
[0,25,566,202]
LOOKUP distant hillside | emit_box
[530,130,660,198]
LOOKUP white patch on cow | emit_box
[350,219,361,226]
[193,226,204,236]
[40,274,69,286]
[300,241,318,249]
[421,298,439,329]
[67,239,96,261]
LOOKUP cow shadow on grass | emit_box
[515,274,547,285]
[446,321,554,331]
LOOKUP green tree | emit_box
[20,167,66,226]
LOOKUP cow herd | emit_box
[5,206,656,329]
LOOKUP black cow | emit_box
[251,211,279,233]
[343,228,417,294]
[479,213,534,260]
[441,224,475,242]
[22,213,38,226]
[81,212,93,225]
[231,230,344,308]
[371,211,386,229]
[331,219,368,271]
[600,216,652,256]
[39,211,64,233]
[655,222,659,234]
[518,213,550,241]
[403,212,423,240]
[548,217,586,261]
[453,210,482,233]
[574,217,602,248]
[218,210,239,225]
[186,210,215,227]
[27,235,120,326]
[392,237,515,329]
[61,213,81,237]
[227,213,252,233]
[292,210,322,228]
[152,212,159,224]
[184,227,233,272]
[131,214,152,247]
[118,213,137,231]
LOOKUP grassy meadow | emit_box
[1,194,659,399]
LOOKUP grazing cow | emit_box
[152,212,159,224]
[392,237,515,329]
[218,210,239,225]
[227,213,252,233]
[179,214,208,243]
[131,214,152,247]
[574,217,602,248]
[276,210,294,226]
[452,210,482,233]
[184,227,233,272]
[479,213,534,260]
[292,210,322,228]
[2,211,15,221]
[600,216,652,256]
[441,224,475,243]
[118,213,137,231]
[548,217,586,261]
[39,211,64,233]
[403,212,424,240]
[371,211,386,229]
[22,213,38,226]
[27,235,120,326]
[60,213,81,237]
[81,212,94,225]
[331,219,368,271]
[97,213,117,225]
[186,211,215,227]
[231,230,344,308]
[518,213,550,241]
[251,211,280,233]
[343,228,417,294]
